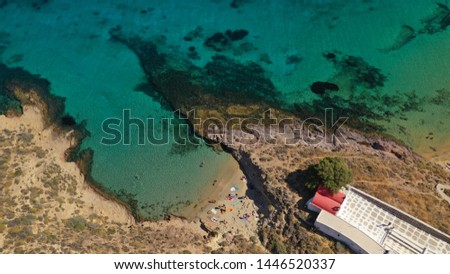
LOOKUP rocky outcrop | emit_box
[108,31,450,253]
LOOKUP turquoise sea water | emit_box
[1,0,449,218]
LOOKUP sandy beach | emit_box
[0,106,220,253]
[177,156,262,240]
[420,145,450,173]
[0,106,264,253]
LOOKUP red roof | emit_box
[316,186,346,204]
[311,186,346,215]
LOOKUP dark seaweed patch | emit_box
[204,54,278,100]
[233,42,256,56]
[420,3,450,34]
[429,88,450,106]
[183,26,203,42]
[110,31,281,114]
[31,0,50,11]
[204,32,231,52]
[204,29,250,52]
[259,53,272,64]
[0,0,7,9]
[310,81,339,95]
[225,29,249,41]
[328,52,387,90]
[382,25,416,52]
[7,53,23,64]
[324,52,336,59]
[230,0,245,9]
[187,46,200,60]
[286,54,302,65]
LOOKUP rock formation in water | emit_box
[108,30,450,253]
[109,28,280,138]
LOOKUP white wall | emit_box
[315,221,368,254]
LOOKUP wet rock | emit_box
[310,81,339,95]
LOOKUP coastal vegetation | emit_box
[0,109,265,254]
[306,157,353,193]
[1,14,450,254]
[105,30,450,254]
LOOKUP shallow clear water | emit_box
[1,0,449,218]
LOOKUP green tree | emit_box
[306,157,352,193]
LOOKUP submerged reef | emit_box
[183,26,204,42]
[0,0,51,10]
[384,3,450,52]
[327,51,387,90]
[285,54,302,65]
[110,29,426,141]
[204,29,249,52]
[420,2,450,35]
[297,52,423,133]
[430,88,450,107]
[310,81,339,95]
[110,28,281,135]
[382,25,416,52]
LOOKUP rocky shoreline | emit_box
[1,46,449,253]
[108,30,450,253]
[0,63,267,253]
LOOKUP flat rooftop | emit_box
[336,187,450,254]
[316,210,385,254]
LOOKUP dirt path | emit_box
[436,184,450,204]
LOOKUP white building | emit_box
[308,186,450,254]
